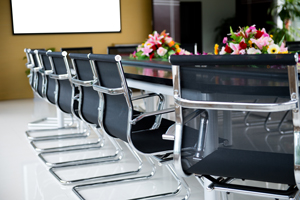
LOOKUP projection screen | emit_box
[10,0,121,34]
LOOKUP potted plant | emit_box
[267,0,300,43]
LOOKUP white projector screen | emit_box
[10,0,121,34]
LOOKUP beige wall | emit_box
[0,0,153,100]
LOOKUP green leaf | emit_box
[278,35,285,46]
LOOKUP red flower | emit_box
[152,45,157,51]
[149,53,154,60]
[225,44,232,53]
[239,41,247,49]
[255,30,263,39]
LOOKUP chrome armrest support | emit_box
[33,67,42,72]
[49,74,69,80]
[174,95,298,112]
[71,78,95,87]
[131,93,163,101]
[131,107,175,125]
[92,84,124,95]
[162,109,206,141]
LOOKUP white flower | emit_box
[247,47,261,54]
[219,47,226,55]
[157,47,167,57]
[267,44,280,54]
[137,44,143,52]
[165,36,173,44]
[239,49,246,55]
[184,50,192,55]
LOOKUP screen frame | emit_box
[10,0,122,35]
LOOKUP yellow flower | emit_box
[214,44,219,55]
[176,48,181,53]
[267,44,280,54]
[248,40,252,48]
[270,35,273,38]
[175,44,179,49]
[279,51,288,54]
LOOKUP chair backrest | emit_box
[89,54,133,142]
[46,51,75,114]
[170,54,299,187]
[286,41,300,52]
[107,45,138,56]
[28,49,39,90]
[36,50,56,104]
[69,53,100,125]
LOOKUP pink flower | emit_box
[250,37,269,50]
[229,43,240,54]
[223,37,228,44]
[148,31,164,45]
[279,42,288,53]
[245,25,257,37]
[141,46,153,57]
[157,47,167,56]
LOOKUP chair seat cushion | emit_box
[186,148,295,185]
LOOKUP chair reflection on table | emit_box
[169,54,300,199]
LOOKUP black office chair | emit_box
[107,45,138,56]
[29,51,102,153]
[72,54,192,199]
[49,53,168,185]
[286,41,300,52]
[24,49,78,133]
[25,50,91,143]
[47,53,130,178]
[170,54,300,199]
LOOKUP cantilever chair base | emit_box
[204,175,299,200]
[30,134,103,153]
[25,126,85,141]
[48,142,144,185]
[72,162,189,200]
[37,133,123,167]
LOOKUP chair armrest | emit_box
[33,67,42,72]
[92,84,124,95]
[44,70,53,75]
[71,78,95,87]
[130,107,175,125]
[49,74,69,80]
[26,63,34,69]
[39,69,53,75]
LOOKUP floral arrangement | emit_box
[214,25,288,55]
[130,30,191,60]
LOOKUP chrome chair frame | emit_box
[72,54,190,200]
[171,54,300,199]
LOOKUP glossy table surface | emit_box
[122,57,292,97]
